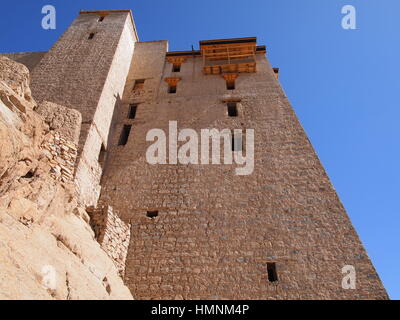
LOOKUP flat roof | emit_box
[80,9,131,13]
[199,37,257,46]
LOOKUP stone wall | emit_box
[99,42,388,299]
[30,11,138,207]
[86,205,131,276]
[74,12,137,206]
[0,7,389,299]
[35,101,81,144]
[40,131,78,184]
[36,101,81,185]
[0,52,46,72]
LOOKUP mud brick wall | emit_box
[86,205,131,276]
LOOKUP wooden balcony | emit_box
[200,37,258,75]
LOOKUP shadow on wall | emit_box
[99,93,122,185]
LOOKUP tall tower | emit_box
[99,38,388,299]
[31,10,138,206]
[17,9,387,299]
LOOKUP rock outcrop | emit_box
[0,56,133,300]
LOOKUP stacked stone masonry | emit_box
[40,132,78,184]
[86,204,131,276]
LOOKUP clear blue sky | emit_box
[1,0,398,299]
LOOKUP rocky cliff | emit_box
[0,56,133,300]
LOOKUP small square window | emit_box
[133,79,145,90]
[98,16,105,22]
[226,80,235,90]
[146,211,158,219]
[227,102,238,117]
[168,84,177,94]
[88,33,95,40]
[172,64,181,72]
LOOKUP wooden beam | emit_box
[164,77,181,86]
[167,57,187,65]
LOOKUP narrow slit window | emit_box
[168,84,177,94]
[226,79,235,90]
[146,211,158,219]
[231,131,243,152]
[267,263,278,282]
[172,63,181,72]
[88,33,95,40]
[133,79,145,90]
[98,143,106,168]
[227,102,238,117]
[128,104,138,119]
[118,125,132,146]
